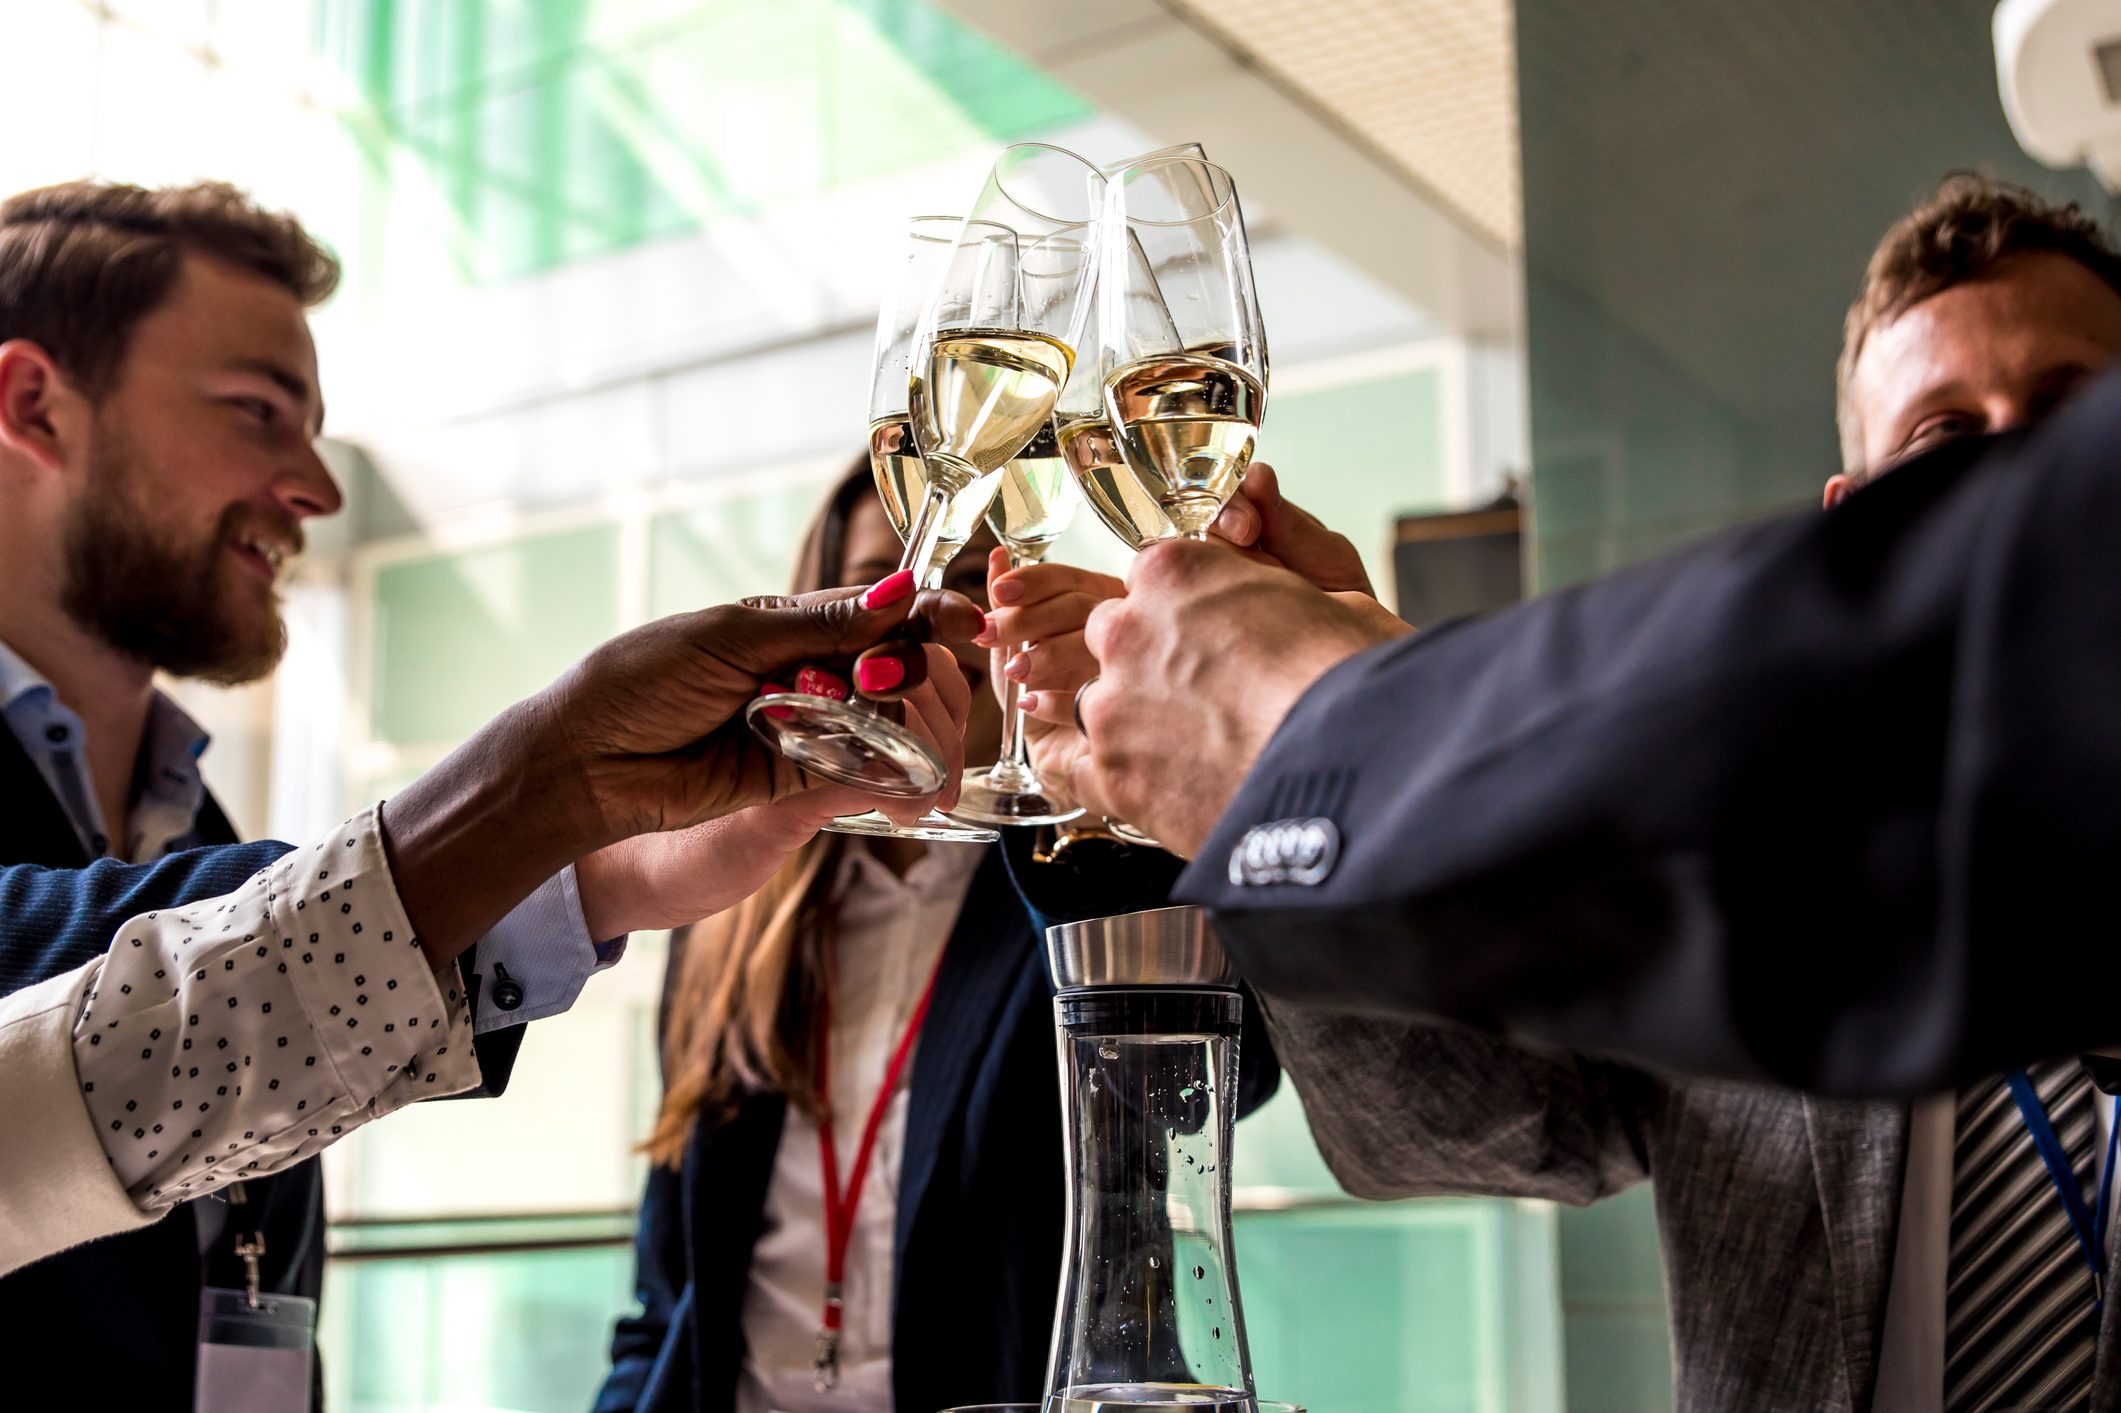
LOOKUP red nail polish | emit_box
[855,655,906,694]
[972,612,998,646]
[758,682,794,721]
[794,666,850,700]
[861,570,915,610]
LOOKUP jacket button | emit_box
[490,963,524,1012]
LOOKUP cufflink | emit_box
[490,962,524,1012]
[1228,817,1340,887]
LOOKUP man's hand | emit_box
[1059,541,1406,856]
[1210,462,1376,595]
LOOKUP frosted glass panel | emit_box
[369,526,621,745]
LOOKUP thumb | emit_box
[711,576,981,679]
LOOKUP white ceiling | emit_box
[1163,0,1521,249]
[928,0,1523,340]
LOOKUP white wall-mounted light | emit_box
[1995,0,2121,192]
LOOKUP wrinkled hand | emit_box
[1060,541,1406,856]
[1210,462,1376,595]
[983,549,1125,808]
[543,579,982,844]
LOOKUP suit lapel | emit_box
[894,847,1036,1271]
[1803,1095,1912,1410]
[684,1093,786,1405]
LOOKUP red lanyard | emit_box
[811,944,947,1392]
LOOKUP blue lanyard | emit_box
[2004,1070,2121,1310]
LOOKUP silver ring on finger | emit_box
[1072,675,1099,736]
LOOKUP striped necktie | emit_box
[1945,1058,2100,1411]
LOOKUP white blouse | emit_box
[735,842,986,1413]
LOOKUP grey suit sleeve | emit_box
[1176,370,2121,1097]
[1260,995,1651,1206]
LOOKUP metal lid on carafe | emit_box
[1045,904,1240,991]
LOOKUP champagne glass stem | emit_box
[988,547,1039,788]
[901,484,953,581]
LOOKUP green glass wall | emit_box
[316,0,1091,282]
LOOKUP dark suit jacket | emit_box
[0,732,528,1408]
[0,732,327,1410]
[1178,369,2121,1097]
[594,845,1281,1413]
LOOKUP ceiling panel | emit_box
[1164,0,1521,248]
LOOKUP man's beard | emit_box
[59,433,295,687]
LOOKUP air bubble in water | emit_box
[1193,1265,1205,1280]
[1149,1255,1159,1269]
[1213,1326,1222,1339]
[1098,1041,1119,1060]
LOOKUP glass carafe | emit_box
[1043,908,1257,1412]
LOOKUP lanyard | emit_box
[2004,1069,2121,1311]
[811,944,947,1393]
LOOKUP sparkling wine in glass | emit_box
[866,226,1010,589]
[1098,156,1267,540]
[743,219,1029,840]
[951,236,1092,828]
[748,149,1102,836]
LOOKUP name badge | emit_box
[196,1286,315,1413]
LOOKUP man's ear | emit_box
[1821,472,1859,510]
[0,340,80,475]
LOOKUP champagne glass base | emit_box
[824,809,999,843]
[745,692,945,797]
[950,764,1086,828]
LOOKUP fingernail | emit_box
[1018,692,1040,714]
[971,613,998,647]
[861,570,915,610]
[758,682,794,721]
[854,655,905,694]
[794,666,850,701]
[991,578,1025,605]
[1004,652,1031,681]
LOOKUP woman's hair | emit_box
[642,457,875,1167]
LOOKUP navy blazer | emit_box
[1175,369,2121,1097]
[0,732,328,1410]
[0,733,529,1408]
[595,845,1281,1413]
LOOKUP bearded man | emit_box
[0,181,623,1406]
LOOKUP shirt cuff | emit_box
[464,863,625,1034]
[74,808,479,1210]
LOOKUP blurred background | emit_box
[9,1,2112,1409]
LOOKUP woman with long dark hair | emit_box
[595,457,1279,1413]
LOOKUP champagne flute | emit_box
[950,233,1092,828]
[1098,155,1268,540]
[821,218,1019,843]
[870,217,1014,588]
[746,147,1100,836]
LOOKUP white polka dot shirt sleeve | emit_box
[71,806,480,1211]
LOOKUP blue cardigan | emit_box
[595,840,1280,1412]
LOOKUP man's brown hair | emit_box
[1835,172,2121,473]
[0,179,339,399]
